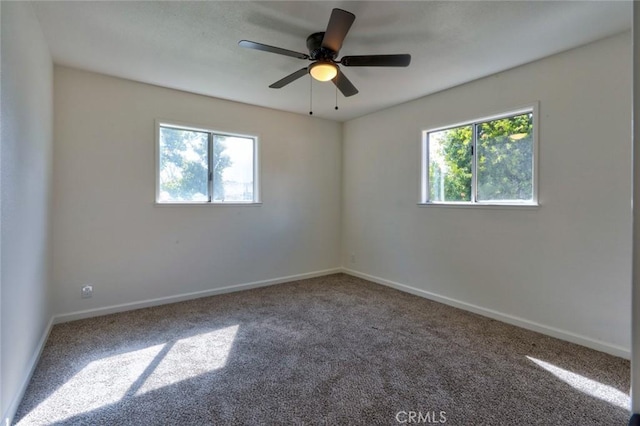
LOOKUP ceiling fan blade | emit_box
[269,68,309,88]
[341,54,411,67]
[239,40,309,60]
[321,8,355,53]
[332,70,358,97]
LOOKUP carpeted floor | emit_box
[15,274,630,425]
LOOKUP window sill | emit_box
[155,202,263,207]
[418,202,539,210]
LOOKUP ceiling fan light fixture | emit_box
[509,133,529,141]
[309,62,338,82]
[239,8,408,99]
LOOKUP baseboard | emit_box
[54,268,343,324]
[341,268,630,359]
[3,316,54,426]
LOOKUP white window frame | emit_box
[155,120,261,205]
[420,104,539,207]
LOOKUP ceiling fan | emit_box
[239,8,411,98]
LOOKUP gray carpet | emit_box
[15,274,630,425]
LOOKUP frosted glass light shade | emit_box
[309,62,338,82]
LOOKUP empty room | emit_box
[2,1,639,425]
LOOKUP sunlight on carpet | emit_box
[526,356,629,410]
[136,325,238,395]
[19,325,238,424]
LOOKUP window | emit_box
[156,122,259,204]
[421,106,537,205]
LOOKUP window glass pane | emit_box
[213,135,254,202]
[158,127,209,202]
[428,126,472,202]
[476,113,533,201]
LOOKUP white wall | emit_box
[631,1,640,412]
[342,32,632,356]
[1,2,54,423]
[52,67,342,317]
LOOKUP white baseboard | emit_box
[3,316,54,426]
[341,268,630,359]
[54,268,343,324]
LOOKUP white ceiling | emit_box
[32,1,632,122]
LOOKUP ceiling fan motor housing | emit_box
[306,32,337,61]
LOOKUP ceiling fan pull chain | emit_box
[309,77,313,115]
[335,81,339,110]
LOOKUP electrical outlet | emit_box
[350,254,356,264]
[81,285,93,299]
